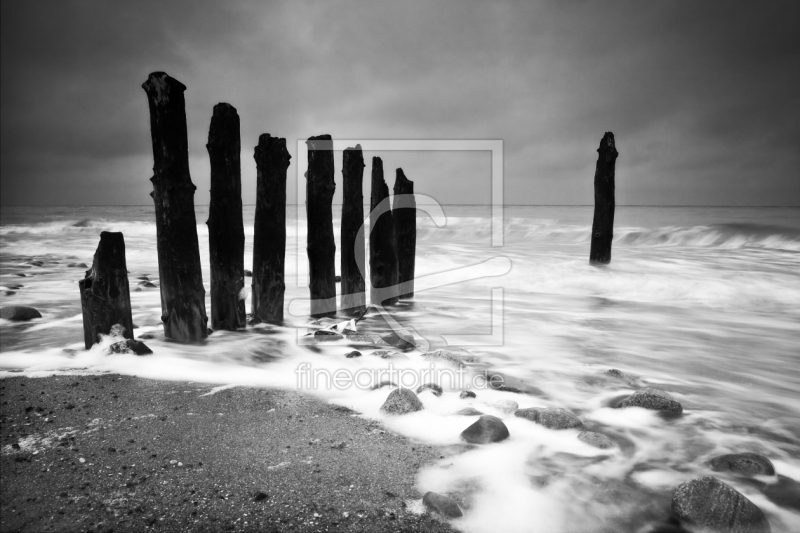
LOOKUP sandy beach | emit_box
[0,374,455,532]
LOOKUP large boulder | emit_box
[515,407,583,430]
[671,476,771,533]
[0,306,42,321]
[578,431,615,449]
[422,492,463,518]
[460,415,509,444]
[710,453,775,477]
[617,388,683,414]
[380,388,423,415]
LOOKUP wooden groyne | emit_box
[590,132,618,265]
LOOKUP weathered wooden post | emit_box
[393,168,416,299]
[79,231,134,349]
[369,157,399,306]
[306,135,337,317]
[206,103,246,330]
[589,132,618,265]
[340,145,367,314]
[252,134,291,323]
[142,72,208,341]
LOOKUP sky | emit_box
[1,0,799,206]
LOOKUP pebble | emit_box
[459,390,476,399]
[617,388,683,414]
[577,431,615,449]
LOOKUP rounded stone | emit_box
[109,339,153,356]
[617,388,683,414]
[460,414,510,444]
[344,350,362,358]
[492,399,519,414]
[456,407,484,416]
[380,388,423,415]
[577,431,615,449]
[422,492,463,518]
[459,390,476,399]
[671,476,771,533]
[514,407,583,430]
[710,453,775,477]
[0,306,42,321]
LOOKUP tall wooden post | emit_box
[142,72,208,341]
[79,232,134,349]
[252,134,291,323]
[393,168,416,299]
[341,145,367,314]
[369,157,399,306]
[306,135,337,317]
[589,132,618,265]
[206,103,245,330]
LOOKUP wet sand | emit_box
[0,374,454,532]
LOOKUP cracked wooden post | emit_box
[79,232,134,349]
[206,103,246,331]
[369,157,399,306]
[393,168,416,299]
[306,135,337,317]
[589,132,618,265]
[142,72,208,341]
[252,134,291,323]
[340,144,367,315]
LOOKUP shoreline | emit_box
[0,374,455,532]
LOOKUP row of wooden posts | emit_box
[79,71,420,347]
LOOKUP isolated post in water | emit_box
[142,72,208,341]
[206,103,246,330]
[79,231,134,349]
[369,157,399,306]
[306,135,337,317]
[589,132,618,265]
[393,168,416,299]
[340,145,367,315]
[252,134,291,323]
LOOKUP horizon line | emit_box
[1,204,799,208]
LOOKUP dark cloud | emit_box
[1,0,799,206]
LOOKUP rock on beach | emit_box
[380,388,423,415]
[109,339,153,356]
[710,453,775,477]
[514,407,583,430]
[416,383,443,397]
[460,415,509,444]
[422,492,463,518]
[671,476,771,533]
[577,431,615,449]
[0,306,42,321]
[617,388,683,414]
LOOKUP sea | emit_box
[1,204,799,532]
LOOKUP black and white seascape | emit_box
[1,2,799,533]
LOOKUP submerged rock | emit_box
[577,431,615,449]
[422,492,463,518]
[379,329,416,350]
[0,306,42,321]
[416,383,443,397]
[710,453,775,477]
[459,390,476,399]
[109,339,153,356]
[515,407,583,430]
[334,275,341,282]
[370,350,406,359]
[138,281,158,288]
[460,415,509,444]
[137,333,156,340]
[3,291,15,296]
[456,407,484,416]
[492,400,519,414]
[380,388,423,415]
[313,330,343,342]
[244,270,252,277]
[671,476,771,533]
[422,349,473,368]
[344,350,362,358]
[617,388,683,414]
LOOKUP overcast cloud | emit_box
[1,0,799,206]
